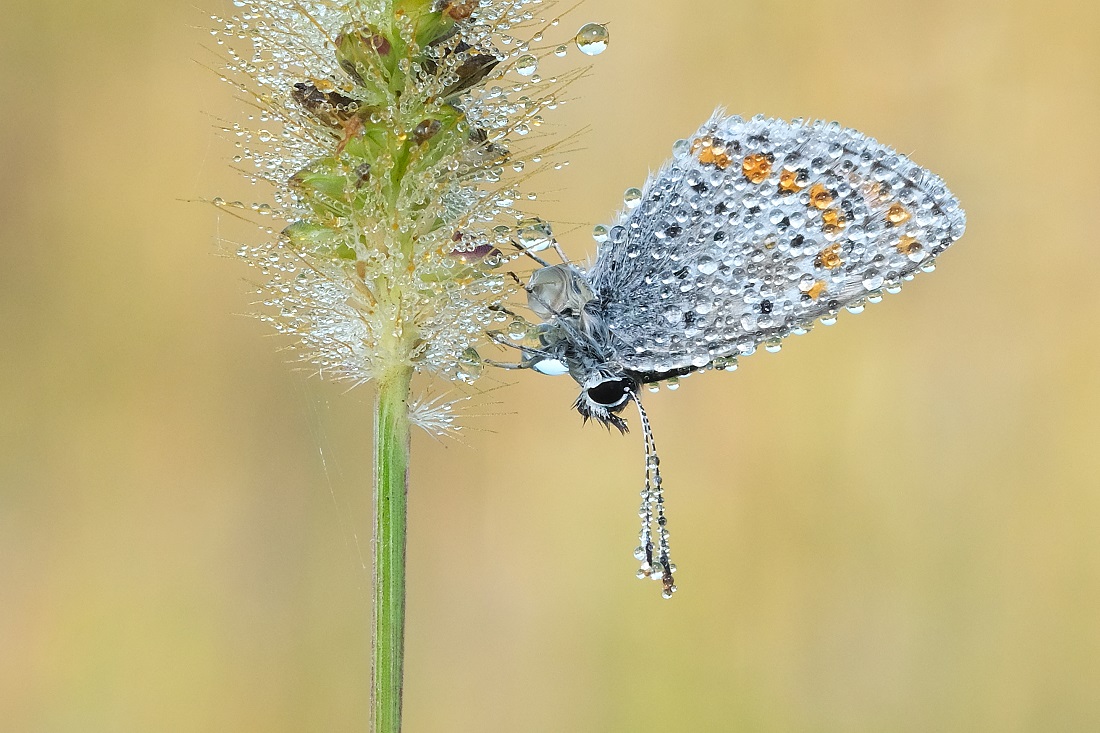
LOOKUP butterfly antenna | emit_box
[631,392,677,598]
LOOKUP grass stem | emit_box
[372,364,413,733]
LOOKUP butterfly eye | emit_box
[586,377,634,408]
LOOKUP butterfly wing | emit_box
[586,111,967,379]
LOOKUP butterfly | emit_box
[490,111,966,597]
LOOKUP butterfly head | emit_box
[573,370,638,433]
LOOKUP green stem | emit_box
[372,364,413,733]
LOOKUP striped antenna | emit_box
[632,392,677,598]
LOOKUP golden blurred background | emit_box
[2,0,1099,730]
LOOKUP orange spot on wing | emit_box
[778,168,806,194]
[696,137,732,169]
[886,202,911,225]
[822,208,845,235]
[742,153,772,184]
[808,183,833,210]
[699,147,732,169]
[818,243,843,270]
[896,235,921,255]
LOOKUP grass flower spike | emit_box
[217,0,601,388]
[211,1,607,730]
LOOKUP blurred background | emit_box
[2,0,1098,730]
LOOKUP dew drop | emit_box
[507,319,528,340]
[554,45,568,57]
[575,22,609,56]
[861,269,884,291]
[515,54,538,76]
[623,187,642,208]
[592,224,609,243]
[517,218,555,252]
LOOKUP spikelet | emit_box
[211,0,608,384]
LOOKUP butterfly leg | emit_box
[482,358,529,370]
[504,270,533,295]
[507,240,551,267]
[487,302,532,321]
[485,330,564,374]
[485,330,543,357]
[549,239,570,265]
